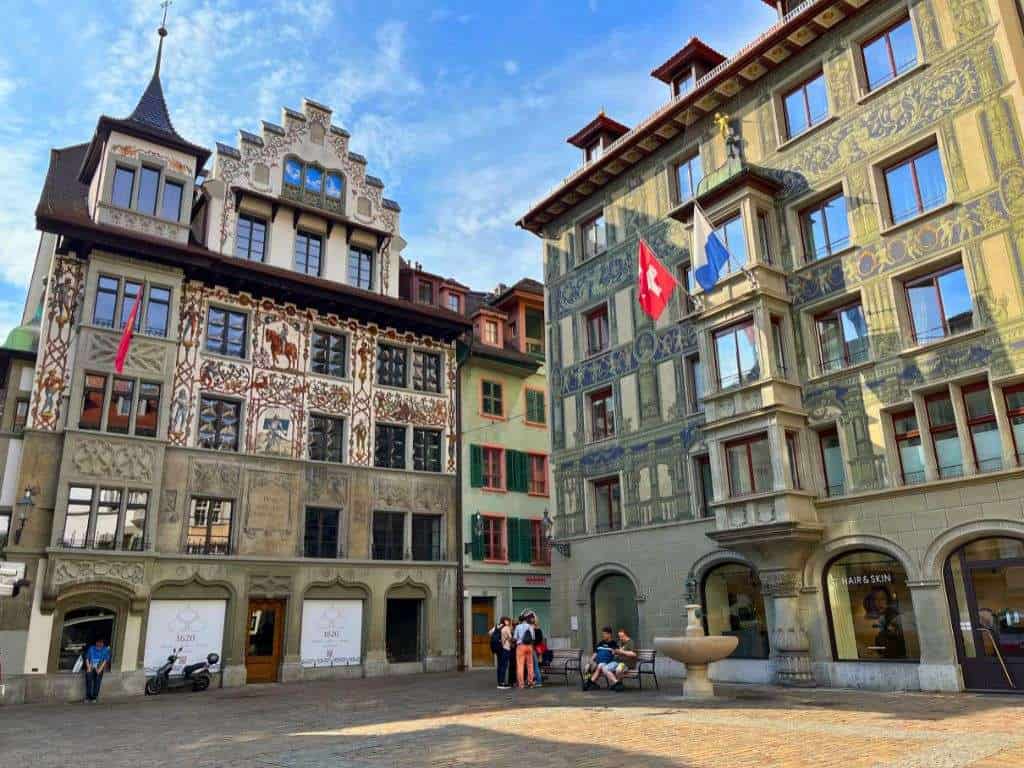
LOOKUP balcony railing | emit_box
[976,456,1004,474]
[938,463,964,480]
[902,469,927,485]
[825,482,845,498]
[818,345,870,375]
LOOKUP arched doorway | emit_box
[701,562,769,659]
[58,607,115,671]
[591,573,637,644]
[944,536,1024,692]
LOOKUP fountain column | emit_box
[761,569,814,687]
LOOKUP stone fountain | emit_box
[654,604,738,699]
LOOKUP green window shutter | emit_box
[505,450,526,493]
[470,444,483,488]
[505,449,516,492]
[517,451,530,493]
[506,517,520,562]
[471,514,485,560]
[520,518,534,563]
[527,390,546,425]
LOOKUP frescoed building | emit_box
[399,264,552,668]
[0,25,470,704]
[520,0,1024,693]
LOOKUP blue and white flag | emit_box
[692,203,732,292]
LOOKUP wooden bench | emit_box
[539,648,583,685]
[586,649,659,690]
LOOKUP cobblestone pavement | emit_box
[3,672,1023,767]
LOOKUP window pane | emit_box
[908,282,943,344]
[750,437,772,493]
[373,511,405,560]
[726,443,752,495]
[914,148,947,213]
[138,167,160,215]
[818,316,844,371]
[805,75,828,126]
[926,395,956,427]
[972,422,1003,472]
[145,286,170,336]
[311,330,346,377]
[736,325,759,383]
[62,486,94,548]
[112,167,135,208]
[107,378,134,434]
[823,196,850,253]
[899,435,926,483]
[123,491,147,551]
[412,351,441,393]
[161,180,183,221]
[377,345,407,387]
[80,374,107,430]
[784,88,809,136]
[863,35,896,90]
[197,397,240,451]
[413,428,442,472]
[305,507,340,558]
[715,329,739,388]
[885,161,918,223]
[888,19,918,76]
[120,281,142,329]
[94,276,118,327]
[305,165,323,193]
[326,173,343,199]
[93,488,121,550]
[702,564,770,659]
[347,248,373,290]
[374,424,406,469]
[937,267,972,334]
[965,387,995,420]
[934,432,963,478]
[840,305,869,363]
[717,216,747,266]
[284,158,302,187]
[805,206,829,260]
[411,514,441,561]
[825,551,920,660]
[821,432,845,496]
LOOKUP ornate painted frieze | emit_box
[373,390,446,427]
[69,436,157,481]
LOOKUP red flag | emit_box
[114,289,143,373]
[637,239,678,321]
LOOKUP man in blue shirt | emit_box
[83,638,111,703]
[582,627,619,691]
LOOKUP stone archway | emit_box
[590,572,638,644]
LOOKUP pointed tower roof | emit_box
[78,20,210,183]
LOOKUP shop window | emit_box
[819,428,845,497]
[884,144,947,224]
[413,428,442,472]
[347,246,374,290]
[862,17,918,92]
[904,263,972,344]
[376,344,408,388]
[1004,385,1024,463]
[186,498,233,555]
[782,72,829,139]
[111,166,135,209]
[59,607,115,671]
[714,214,747,269]
[235,214,267,261]
[588,387,615,442]
[206,307,247,358]
[309,414,345,463]
[525,388,546,425]
[824,551,920,661]
[962,383,1002,473]
[714,320,759,389]
[311,329,346,378]
[411,514,442,561]
[786,431,801,489]
[584,304,609,356]
[412,350,441,393]
[695,455,713,517]
[893,409,926,484]
[701,563,770,659]
[725,434,772,496]
[581,212,607,261]
[12,397,29,433]
[197,396,240,451]
[304,507,340,558]
[927,391,963,478]
[686,355,704,413]
[593,476,622,532]
[676,152,703,202]
[374,423,407,469]
[481,380,503,417]
[816,301,869,373]
[372,510,405,560]
[528,454,548,495]
[482,446,504,490]
[801,193,850,261]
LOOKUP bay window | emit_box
[893,409,926,484]
[905,264,972,344]
[725,434,772,496]
[816,302,869,372]
[714,214,747,269]
[1005,385,1024,463]
[884,145,947,224]
[79,374,161,437]
[963,383,1002,473]
[714,320,759,389]
[927,392,963,479]
[61,485,148,551]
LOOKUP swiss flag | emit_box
[114,289,143,373]
[637,239,678,321]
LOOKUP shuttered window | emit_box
[525,389,546,425]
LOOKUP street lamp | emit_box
[542,508,570,559]
[13,488,34,545]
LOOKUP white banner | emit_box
[300,599,362,667]
[144,600,226,675]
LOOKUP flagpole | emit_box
[691,200,756,290]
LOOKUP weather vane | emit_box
[160,0,172,30]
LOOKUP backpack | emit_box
[489,626,503,654]
[520,627,534,645]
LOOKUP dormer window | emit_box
[282,155,344,213]
[109,163,185,223]
[483,319,500,346]
[447,293,461,313]
[112,167,135,208]
[673,69,694,96]
[138,167,161,216]
[161,180,183,221]
[325,173,343,199]
[585,140,604,164]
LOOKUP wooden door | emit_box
[471,598,495,667]
[246,599,285,684]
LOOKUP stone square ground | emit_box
[2,671,1022,767]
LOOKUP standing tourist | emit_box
[513,613,536,688]
[529,612,545,687]
[83,637,111,703]
[490,616,513,690]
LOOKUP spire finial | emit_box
[154,1,172,77]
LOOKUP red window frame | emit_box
[817,428,844,497]
[528,453,548,496]
[481,446,504,490]
[801,192,849,260]
[594,477,622,532]
[782,71,827,139]
[892,408,924,484]
[724,433,771,497]
[884,145,944,223]
[530,519,551,565]
[925,391,961,478]
[482,515,507,562]
[589,387,615,442]
[1004,384,1024,462]
[903,264,971,345]
[585,304,610,356]
[861,17,916,91]
[814,301,868,372]
[962,382,1000,473]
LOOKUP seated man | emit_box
[582,626,619,691]
[609,627,638,692]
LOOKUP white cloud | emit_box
[503,59,519,76]
[332,21,422,121]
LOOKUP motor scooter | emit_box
[144,647,219,695]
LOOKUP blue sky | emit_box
[0,0,777,337]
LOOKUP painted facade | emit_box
[521,0,1024,692]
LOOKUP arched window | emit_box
[59,607,115,671]
[701,562,769,659]
[824,550,920,661]
[591,573,637,642]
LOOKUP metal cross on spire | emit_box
[154,0,172,77]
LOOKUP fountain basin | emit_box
[654,604,740,699]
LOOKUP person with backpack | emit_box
[489,616,513,690]
[528,612,545,688]
[513,612,536,688]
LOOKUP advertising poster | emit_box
[143,600,226,675]
[300,599,363,667]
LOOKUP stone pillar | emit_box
[909,581,963,692]
[761,569,814,687]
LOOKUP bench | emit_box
[586,649,659,690]
[539,649,583,685]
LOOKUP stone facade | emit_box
[522,0,1024,692]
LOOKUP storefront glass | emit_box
[59,607,115,671]
[701,563,769,659]
[824,551,920,661]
